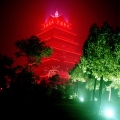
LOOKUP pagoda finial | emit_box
[55,8,58,18]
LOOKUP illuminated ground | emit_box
[1,96,119,120]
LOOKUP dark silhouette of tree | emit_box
[10,66,40,97]
[0,53,14,92]
[15,35,53,72]
[49,74,60,88]
[47,74,60,99]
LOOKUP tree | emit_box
[81,22,120,113]
[110,27,120,97]
[69,63,86,82]
[69,62,97,100]
[10,66,40,96]
[15,35,53,72]
[48,74,60,88]
[0,53,14,91]
[69,22,120,113]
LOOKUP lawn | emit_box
[1,94,119,120]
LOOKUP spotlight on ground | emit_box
[104,108,114,118]
[79,97,84,102]
[94,98,97,101]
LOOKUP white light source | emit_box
[94,98,97,101]
[104,108,114,118]
[79,97,84,102]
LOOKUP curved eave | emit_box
[37,26,76,37]
[53,36,79,45]
[52,47,81,55]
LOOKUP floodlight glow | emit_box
[94,98,97,101]
[79,97,84,102]
[104,108,114,118]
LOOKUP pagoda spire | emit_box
[55,8,59,18]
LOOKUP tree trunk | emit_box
[28,57,34,73]
[92,78,97,101]
[98,76,103,114]
[77,81,79,98]
[108,87,111,101]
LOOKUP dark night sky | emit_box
[0,0,120,65]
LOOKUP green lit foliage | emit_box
[69,63,87,82]
[83,22,115,81]
[15,35,53,66]
[82,23,120,103]
[80,22,120,84]
[69,64,82,82]
[70,22,120,104]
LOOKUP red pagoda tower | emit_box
[36,10,80,82]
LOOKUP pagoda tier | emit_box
[36,10,81,81]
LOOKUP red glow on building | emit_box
[36,10,81,83]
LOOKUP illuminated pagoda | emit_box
[36,10,80,83]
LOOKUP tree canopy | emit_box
[82,22,120,89]
[69,22,120,100]
[15,35,53,65]
[70,22,120,86]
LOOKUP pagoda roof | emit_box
[47,14,66,23]
[40,10,72,31]
[47,10,68,23]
